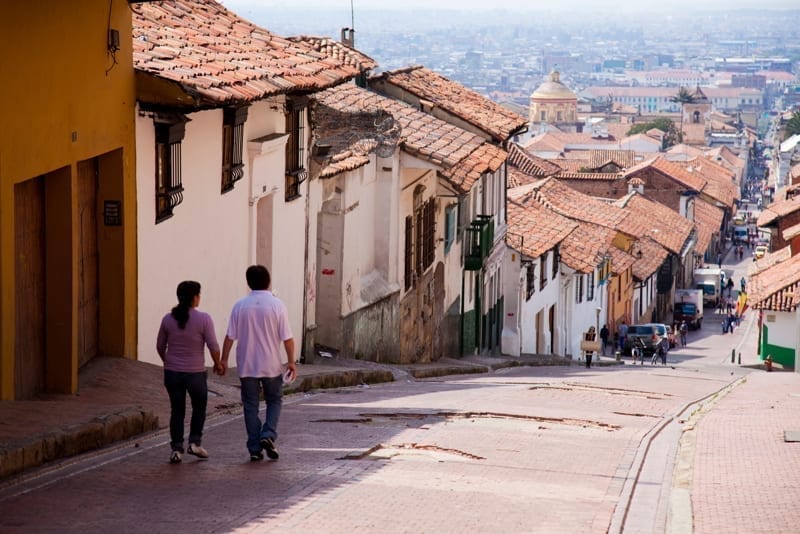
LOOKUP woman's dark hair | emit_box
[246,265,270,290]
[171,281,201,329]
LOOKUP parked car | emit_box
[645,323,672,353]
[753,245,768,260]
[623,324,669,357]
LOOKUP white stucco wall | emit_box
[136,99,307,367]
[519,250,560,355]
[501,247,525,356]
[567,271,604,360]
[136,108,250,366]
[767,312,796,348]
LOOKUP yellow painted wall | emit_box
[0,1,138,398]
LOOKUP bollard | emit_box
[615,350,621,362]
[731,349,735,364]
[738,352,741,365]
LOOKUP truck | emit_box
[673,288,704,329]
[693,268,723,308]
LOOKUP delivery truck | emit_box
[693,268,723,308]
[673,288,704,329]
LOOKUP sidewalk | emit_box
[0,351,616,480]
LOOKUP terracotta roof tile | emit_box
[614,192,695,256]
[630,237,669,281]
[370,66,528,142]
[757,195,800,227]
[749,245,792,276]
[555,171,622,181]
[588,149,636,169]
[287,36,377,72]
[132,0,358,106]
[506,143,562,186]
[674,156,738,208]
[623,155,706,192]
[693,199,725,256]
[560,223,617,273]
[506,198,578,259]
[314,84,502,192]
[749,252,800,312]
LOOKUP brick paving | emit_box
[691,372,800,534]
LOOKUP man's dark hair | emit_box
[246,265,271,290]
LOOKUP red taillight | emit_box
[652,334,658,341]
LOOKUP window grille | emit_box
[155,120,185,223]
[525,263,536,299]
[285,104,306,201]
[539,254,547,290]
[221,106,248,194]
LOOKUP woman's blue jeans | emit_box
[240,376,283,454]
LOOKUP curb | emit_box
[0,409,159,480]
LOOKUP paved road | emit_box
[0,247,794,533]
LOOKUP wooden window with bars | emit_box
[588,270,595,300]
[539,254,547,291]
[155,120,185,223]
[405,191,436,291]
[576,274,584,303]
[285,103,306,201]
[525,262,536,300]
[221,106,248,194]
[552,248,559,279]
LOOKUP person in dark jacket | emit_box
[600,324,609,356]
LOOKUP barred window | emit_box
[285,101,307,201]
[525,262,536,300]
[539,254,547,291]
[405,188,436,290]
[155,120,185,223]
[221,106,248,194]
[576,273,584,303]
[588,270,595,300]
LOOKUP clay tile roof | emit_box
[628,176,645,186]
[554,171,622,181]
[623,155,706,192]
[508,143,562,176]
[783,222,800,241]
[522,132,567,154]
[667,144,706,159]
[674,156,737,208]
[518,178,632,233]
[288,36,378,72]
[314,84,502,193]
[757,195,800,227]
[370,66,527,143]
[749,252,800,312]
[132,0,359,106]
[631,237,669,281]
[608,245,636,275]
[614,193,695,255]
[506,197,578,259]
[560,223,616,273]
[693,199,725,256]
[749,245,792,276]
[588,149,636,169]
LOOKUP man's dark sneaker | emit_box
[249,451,264,462]
[261,438,279,460]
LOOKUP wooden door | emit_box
[77,159,99,368]
[14,177,46,399]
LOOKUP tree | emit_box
[626,118,681,149]
[670,87,696,145]
[786,110,800,139]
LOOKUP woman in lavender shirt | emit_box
[157,281,223,464]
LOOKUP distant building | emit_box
[529,71,579,133]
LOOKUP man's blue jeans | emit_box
[240,376,283,454]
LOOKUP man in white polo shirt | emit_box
[222,265,296,461]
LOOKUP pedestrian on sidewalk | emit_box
[618,320,628,354]
[600,324,609,356]
[679,320,688,347]
[157,281,223,464]
[222,265,296,462]
[717,252,723,269]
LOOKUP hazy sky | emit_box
[222,0,797,12]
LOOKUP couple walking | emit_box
[156,265,296,464]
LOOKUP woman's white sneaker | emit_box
[187,444,209,459]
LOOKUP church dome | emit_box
[531,71,576,100]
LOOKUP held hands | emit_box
[213,361,227,376]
